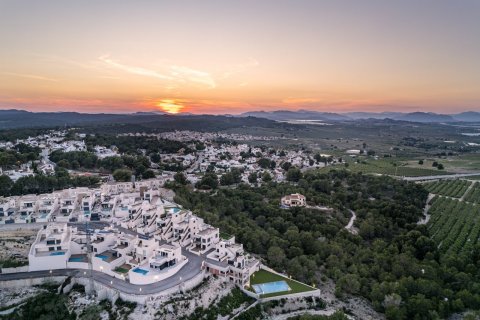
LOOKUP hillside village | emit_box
[0,129,339,189]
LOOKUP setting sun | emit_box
[156,99,185,114]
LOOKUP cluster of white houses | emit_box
[22,180,259,287]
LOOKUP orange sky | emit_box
[0,1,479,114]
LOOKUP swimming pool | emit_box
[50,251,65,256]
[95,254,108,261]
[170,207,181,214]
[252,281,291,295]
[69,257,84,262]
[132,268,149,275]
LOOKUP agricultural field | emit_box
[427,197,480,255]
[464,182,480,204]
[424,180,472,198]
[406,154,480,174]
[320,159,451,177]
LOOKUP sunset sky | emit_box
[1,0,479,114]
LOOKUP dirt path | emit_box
[418,193,435,225]
[345,210,358,235]
[460,181,476,201]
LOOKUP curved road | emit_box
[0,249,204,295]
[402,172,480,182]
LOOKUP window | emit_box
[48,247,54,251]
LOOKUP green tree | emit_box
[257,158,271,169]
[142,169,156,179]
[262,171,272,182]
[0,175,13,196]
[196,173,218,189]
[150,152,161,163]
[267,246,286,268]
[174,172,188,185]
[113,169,132,182]
[286,167,302,182]
[281,162,292,171]
[248,172,258,184]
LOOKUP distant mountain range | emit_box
[239,110,480,123]
[241,110,351,121]
[0,109,276,130]
[0,109,479,130]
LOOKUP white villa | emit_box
[28,223,72,271]
[281,193,307,207]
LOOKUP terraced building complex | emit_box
[21,180,259,288]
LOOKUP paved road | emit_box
[0,221,110,230]
[0,248,203,295]
[402,172,480,182]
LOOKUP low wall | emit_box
[0,268,206,304]
[239,286,259,299]
[1,266,29,274]
[259,289,321,302]
[67,261,89,270]
[29,254,70,272]
[76,269,206,304]
[0,276,66,289]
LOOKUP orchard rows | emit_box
[425,180,472,198]
[428,196,480,255]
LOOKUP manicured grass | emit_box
[248,269,315,298]
[114,267,129,273]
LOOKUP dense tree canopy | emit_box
[171,170,480,319]
[0,169,99,196]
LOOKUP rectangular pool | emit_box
[252,281,291,295]
[95,254,108,261]
[69,257,85,262]
[132,267,149,275]
[50,251,65,256]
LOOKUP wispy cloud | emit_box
[169,65,216,88]
[99,55,173,81]
[2,72,58,82]
[222,58,259,79]
[98,55,216,88]
[282,97,319,104]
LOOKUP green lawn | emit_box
[114,267,129,273]
[248,269,316,298]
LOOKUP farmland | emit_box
[464,182,480,204]
[427,197,480,254]
[320,159,451,177]
[424,180,472,198]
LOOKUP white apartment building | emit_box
[29,223,72,271]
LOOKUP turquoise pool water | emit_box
[133,268,149,275]
[95,254,108,261]
[171,207,181,213]
[252,281,291,295]
[69,257,84,262]
[50,251,65,256]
